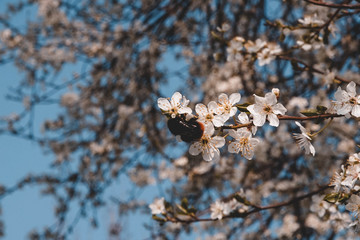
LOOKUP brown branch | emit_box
[278,55,352,84]
[304,0,360,9]
[165,185,330,223]
[220,113,341,130]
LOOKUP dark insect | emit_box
[167,115,204,142]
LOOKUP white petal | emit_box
[189,142,202,156]
[212,115,225,127]
[295,121,307,134]
[243,148,254,160]
[229,93,241,105]
[346,81,357,97]
[309,143,315,156]
[170,92,182,106]
[218,93,229,105]
[229,129,240,139]
[254,94,266,105]
[336,104,352,115]
[208,101,220,114]
[351,105,360,117]
[212,136,225,148]
[253,114,266,127]
[265,92,277,105]
[178,106,192,115]
[334,88,349,102]
[272,103,287,115]
[157,98,171,111]
[195,103,208,117]
[204,124,215,136]
[267,113,279,127]
[247,104,255,115]
[250,138,260,147]
[238,112,249,124]
[228,142,240,153]
[203,146,219,161]
[229,107,238,117]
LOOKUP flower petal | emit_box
[157,98,171,111]
[195,103,208,117]
[229,93,241,105]
[208,101,220,114]
[346,81,357,97]
[218,93,229,105]
[228,142,240,153]
[254,94,266,105]
[247,104,255,115]
[213,115,225,127]
[351,104,360,117]
[272,103,287,115]
[265,92,277,105]
[212,136,225,148]
[267,113,279,127]
[336,104,352,115]
[170,92,182,106]
[253,114,266,127]
[237,112,249,124]
[203,146,220,161]
[189,142,202,156]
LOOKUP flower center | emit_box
[206,114,213,121]
[201,138,209,145]
[349,97,357,105]
[263,105,272,114]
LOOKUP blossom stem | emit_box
[310,118,333,137]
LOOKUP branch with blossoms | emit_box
[149,185,330,223]
[303,0,360,9]
[157,80,360,161]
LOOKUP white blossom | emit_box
[333,81,360,117]
[228,128,260,160]
[149,197,166,215]
[195,102,226,127]
[247,91,287,127]
[298,14,324,27]
[216,93,241,118]
[189,124,225,162]
[158,92,192,118]
[237,112,257,135]
[346,195,360,218]
[244,39,266,53]
[257,43,281,66]
[226,37,244,62]
[210,200,225,220]
[293,121,315,156]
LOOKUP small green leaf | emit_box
[323,192,350,204]
[236,103,251,113]
[300,109,319,116]
[316,105,328,114]
[152,215,166,222]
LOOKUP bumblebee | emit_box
[167,115,204,142]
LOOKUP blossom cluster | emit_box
[328,153,360,228]
[158,90,289,161]
[226,36,282,66]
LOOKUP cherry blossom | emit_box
[189,124,225,161]
[346,195,360,218]
[195,102,226,127]
[210,200,225,220]
[247,91,287,127]
[228,128,260,160]
[226,36,245,62]
[293,121,315,156]
[216,93,241,118]
[149,197,166,215]
[333,81,360,117]
[157,92,192,118]
[237,112,257,135]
